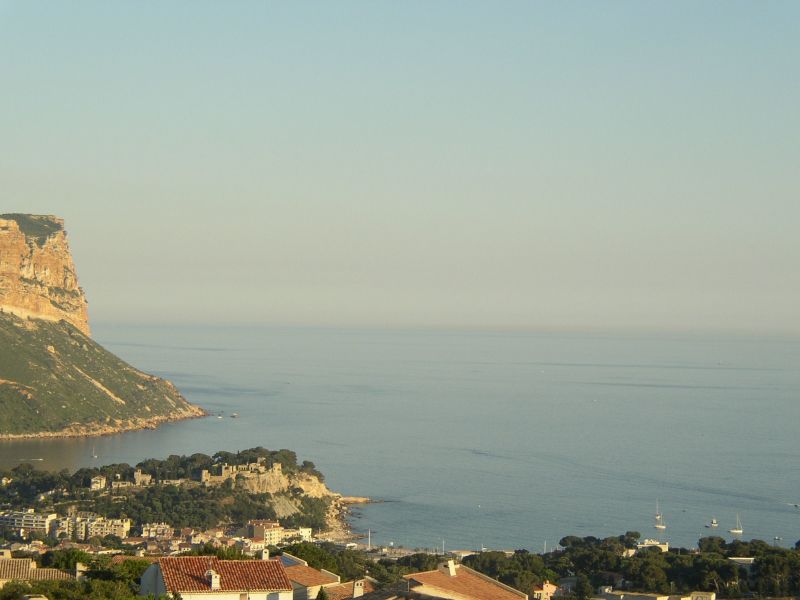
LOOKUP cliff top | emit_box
[0,213,65,247]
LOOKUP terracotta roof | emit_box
[325,579,377,600]
[284,563,339,587]
[405,564,527,600]
[0,559,74,582]
[0,559,32,580]
[28,568,75,581]
[159,556,292,593]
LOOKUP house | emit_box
[403,560,528,600]
[248,520,285,546]
[324,578,377,599]
[139,556,293,599]
[0,558,75,589]
[280,553,341,599]
[636,539,668,553]
[532,580,558,600]
[90,475,107,490]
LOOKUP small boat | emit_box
[654,500,666,530]
[729,514,743,535]
[230,412,239,418]
[706,518,718,528]
[216,415,223,419]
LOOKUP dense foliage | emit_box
[0,448,331,535]
[461,533,800,597]
[280,542,442,586]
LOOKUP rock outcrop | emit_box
[0,213,206,438]
[0,214,90,335]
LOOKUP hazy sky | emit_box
[1,2,798,334]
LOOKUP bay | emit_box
[2,324,799,552]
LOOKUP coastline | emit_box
[321,495,376,544]
[0,405,207,440]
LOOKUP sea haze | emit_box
[2,325,799,551]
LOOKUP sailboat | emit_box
[92,445,98,459]
[729,514,743,535]
[654,500,666,530]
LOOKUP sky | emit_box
[1,1,798,334]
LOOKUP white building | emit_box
[141,522,174,539]
[52,512,131,540]
[0,509,57,537]
[139,556,293,600]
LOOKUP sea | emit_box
[1,324,799,552]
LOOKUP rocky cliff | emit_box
[0,213,206,438]
[0,214,90,335]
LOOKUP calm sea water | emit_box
[2,325,799,552]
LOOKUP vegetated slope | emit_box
[0,312,205,437]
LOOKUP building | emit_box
[200,459,283,487]
[636,539,669,553]
[52,512,131,540]
[141,522,174,540]
[282,527,313,543]
[324,578,377,599]
[532,580,558,600]
[403,560,528,600]
[133,469,153,487]
[139,556,293,599]
[282,555,341,599]
[90,475,107,490]
[0,510,58,537]
[0,558,75,589]
[248,520,285,546]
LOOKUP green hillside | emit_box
[0,312,204,437]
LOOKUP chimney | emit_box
[353,579,365,597]
[206,569,220,590]
[260,549,270,560]
[438,560,457,577]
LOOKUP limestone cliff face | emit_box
[0,214,90,336]
[237,467,338,499]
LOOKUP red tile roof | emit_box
[405,564,528,600]
[325,579,377,600]
[159,556,292,593]
[0,559,34,580]
[0,559,74,583]
[28,568,75,581]
[284,563,340,587]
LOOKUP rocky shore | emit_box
[0,405,207,440]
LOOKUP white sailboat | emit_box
[729,514,743,535]
[654,500,666,530]
[92,445,98,459]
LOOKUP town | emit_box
[2,449,799,600]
